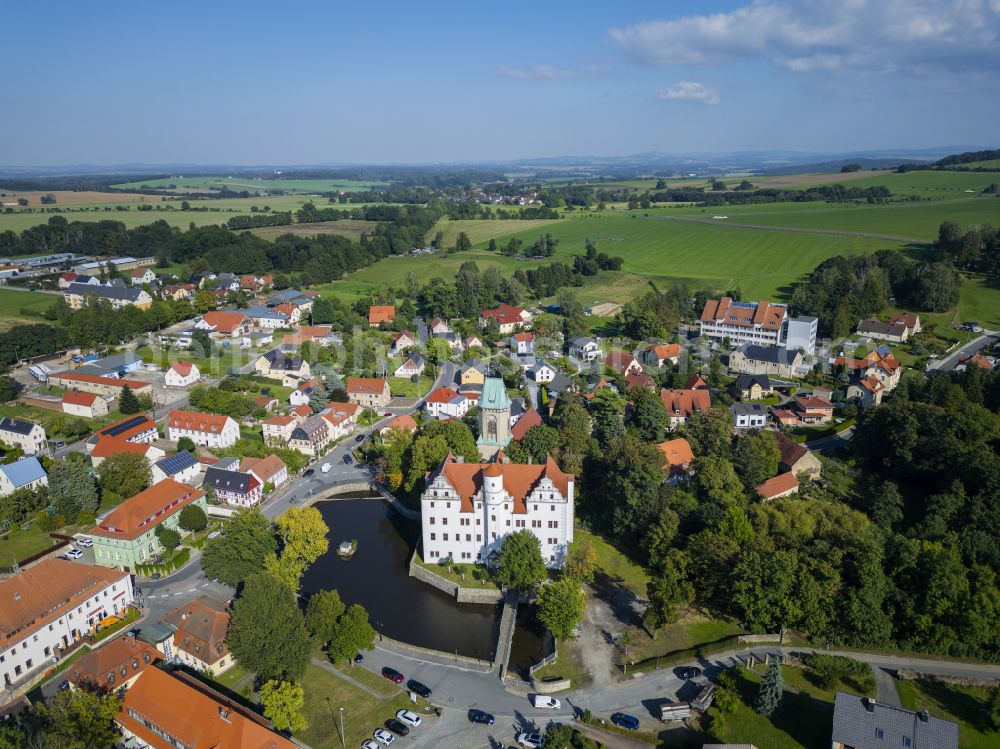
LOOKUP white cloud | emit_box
[657,81,720,105]
[609,0,1000,77]
[497,63,609,81]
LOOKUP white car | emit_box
[395,709,421,728]
[373,728,394,746]
[76,538,93,548]
[65,549,83,560]
[362,742,380,749]
[516,733,544,749]
[531,694,561,709]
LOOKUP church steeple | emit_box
[477,377,511,459]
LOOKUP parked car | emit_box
[381,667,404,684]
[343,454,353,464]
[530,694,560,709]
[58,680,70,691]
[372,728,394,745]
[354,653,364,664]
[610,712,640,731]
[384,718,409,736]
[151,572,161,581]
[468,709,494,725]
[406,679,431,698]
[355,434,365,442]
[395,709,421,728]
[303,468,315,477]
[321,463,332,473]
[675,665,702,680]
[65,549,83,560]
[76,538,93,548]
[516,732,544,749]
[362,741,379,749]
[383,411,393,417]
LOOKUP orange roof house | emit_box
[656,438,695,478]
[69,633,160,691]
[659,388,712,423]
[604,351,643,376]
[162,596,231,670]
[700,296,786,331]
[368,305,396,326]
[119,667,296,749]
[380,414,418,437]
[167,409,235,435]
[511,407,543,441]
[199,311,248,336]
[63,390,99,407]
[90,479,205,541]
[756,471,800,500]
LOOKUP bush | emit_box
[178,504,208,533]
[176,436,197,453]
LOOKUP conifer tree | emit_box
[754,658,784,717]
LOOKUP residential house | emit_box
[380,414,418,439]
[479,303,531,334]
[421,454,574,567]
[425,387,470,419]
[684,373,709,390]
[62,390,109,418]
[659,388,712,428]
[0,417,47,454]
[165,360,200,388]
[429,317,451,335]
[64,282,152,310]
[731,402,769,429]
[464,334,484,350]
[732,373,773,401]
[604,351,643,377]
[240,454,289,490]
[68,633,159,692]
[655,438,695,480]
[959,352,996,371]
[642,343,682,368]
[203,467,262,508]
[569,336,601,363]
[785,315,819,355]
[242,306,289,330]
[272,302,301,325]
[847,375,885,408]
[831,692,957,749]
[699,296,788,348]
[0,456,48,496]
[856,317,909,343]
[784,394,834,425]
[161,596,234,675]
[292,325,341,347]
[87,480,207,569]
[214,273,240,292]
[458,360,488,391]
[756,472,799,500]
[890,311,921,337]
[319,401,359,441]
[254,348,310,381]
[262,413,299,447]
[151,451,201,485]
[391,330,417,354]
[511,407,543,441]
[89,438,165,468]
[394,353,425,378]
[159,283,194,301]
[625,371,657,391]
[834,345,902,392]
[773,431,822,479]
[129,267,156,286]
[288,414,331,456]
[118,667,296,749]
[289,379,319,407]
[368,305,396,327]
[0,559,134,692]
[346,377,391,409]
[89,414,159,449]
[48,371,153,398]
[434,330,464,351]
[528,359,558,384]
[511,332,535,356]
[58,272,79,289]
[729,343,804,379]
[166,410,239,448]
[195,311,249,338]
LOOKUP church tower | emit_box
[477,377,511,459]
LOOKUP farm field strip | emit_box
[111,176,387,192]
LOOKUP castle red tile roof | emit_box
[431,454,572,514]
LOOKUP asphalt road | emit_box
[929,330,998,372]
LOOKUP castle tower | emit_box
[477,377,511,459]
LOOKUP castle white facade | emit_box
[420,454,574,569]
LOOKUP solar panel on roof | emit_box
[876,343,892,357]
[101,415,149,437]
[156,451,198,475]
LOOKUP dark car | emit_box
[675,665,702,680]
[151,572,161,581]
[354,653,364,664]
[384,718,409,737]
[610,712,640,731]
[381,667,404,684]
[303,468,315,477]
[468,709,495,725]
[343,454,353,464]
[355,434,365,442]
[407,679,431,698]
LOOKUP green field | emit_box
[897,679,999,749]
[430,217,566,247]
[825,169,1000,196]
[943,159,1000,170]
[0,287,57,328]
[111,176,387,192]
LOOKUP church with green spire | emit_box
[477,376,511,459]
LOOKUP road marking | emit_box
[187,588,196,592]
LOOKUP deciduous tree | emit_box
[228,573,311,681]
[326,604,376,666]
[305,589,346,646]
[537,578,586,640]
[259,679,308,733]
[178,503,208,532]
[201,510,277,587]
[97,452,151,499]
[496,530,546,591]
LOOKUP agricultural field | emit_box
[250,219,377,241]
[0,287,58,330]
[0,189,160,206]
[942,159,1000,170]
[430,217,566,247]
[111,175,387,192]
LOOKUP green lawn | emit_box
[298,662,417,749]
[413,551,500,589]
[897,679,1000,749]
[0,287,58,329]
[387,375,435,398]
[430,217,566,247]
[531,638,590,689]
[920,277,1000,331]
[576,528,650,597]
[0,523,63,566]
[625,613,746,668]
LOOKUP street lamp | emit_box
[338,706,346,749]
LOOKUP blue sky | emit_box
[3,0,998,165]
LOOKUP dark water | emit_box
[300,496,501,660]
[508,606,551,679]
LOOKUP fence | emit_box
[529,648,558,677]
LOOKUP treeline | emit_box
[0,323,70,367]
[897,148,1000,173]
[642,184,892,206]
[226,212,292,230]
[790,250,961,337]
[936,221,1000,274]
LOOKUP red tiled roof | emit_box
[683,373,708,390]
[700,296,786,330]
[239,454,286,483]
[432,454,572,514]
[170,360,195,376]
[368,305,395,324]
[263,414,296,427]
[200,311,247,334]
[756,472,799,500]
[347,377,388,394]
[427,386,459,404]
[91,479,205,541]
[70,634,160,688]
[659,388,712,418]
[95,414,158,442]
[51,371,151,390]
[656,438,694,474]
[168,409,234,434]
[383,414,417,434]
[646,343,681,361]
[511,407,543,441]
[625,372,656,390]
[604,351,639,374]
[91,438,155,459]
[512,332,535,342]
[63,390,99,407]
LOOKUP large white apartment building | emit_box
[1,558,135,690]
[699,296,788,348]
[166,410,239,449]
[421,454,574,568]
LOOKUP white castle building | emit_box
[421,453,574,568]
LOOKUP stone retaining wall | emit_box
[378,632,493,669]
[531,676,571,693]
[739,633,783,645]
[407,551,503,604]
